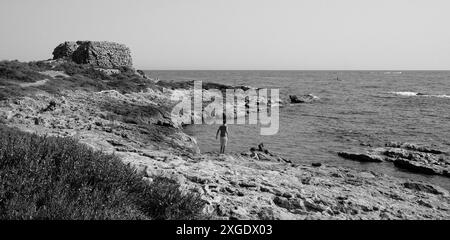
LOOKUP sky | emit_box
[0,0,449,70]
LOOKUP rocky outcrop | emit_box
[0,88,199,155]
[385,142,447,155]
[241,143,292,163]
[337,151,383,163]
[53,41,133,69]
[289,94,319,103]
[382,143,449,176]
[338,142,450,177]
[394,158,439,175]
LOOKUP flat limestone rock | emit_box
[337,151,384,163]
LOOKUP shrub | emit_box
[53,61,112,80]
[26,60,54,71]
[49,62,157,93]
[0,125,206,220]
[0,60,159,100]
[0,60,48,82]
[0,80,25,100]
[111,66,138,80]
[0,60,53,100]
[138,177,206,220]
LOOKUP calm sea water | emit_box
[148,70,450,189]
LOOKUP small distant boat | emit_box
[384,71,402,75]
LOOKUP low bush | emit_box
[0,80,25,100]
[0,60,159,100]
[138,177,207,220]
[0,125,206,220]
[37,74,109,94]
[46,62,157,93]
[53,61,112,80]
[0,60,48,82]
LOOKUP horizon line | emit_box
[141,69,450,71]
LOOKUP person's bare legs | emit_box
[219,136,227,154]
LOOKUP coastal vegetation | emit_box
[0,60,157,100]
[0,125,206,220]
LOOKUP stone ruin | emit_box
[52,41,133,69]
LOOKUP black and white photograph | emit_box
[0,0,449,235]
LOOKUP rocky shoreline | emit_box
[338,142,450,178]
[1,42,449,219]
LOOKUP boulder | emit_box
[53,41,133,69]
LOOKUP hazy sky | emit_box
[1,0,449,70]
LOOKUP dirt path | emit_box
[18,79,49,87]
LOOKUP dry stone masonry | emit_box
[53,41,133,69]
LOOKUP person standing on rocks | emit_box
[216,120,229,154]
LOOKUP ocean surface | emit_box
[148,70,450,189]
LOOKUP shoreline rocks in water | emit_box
[338,142,450,178]
[241,143,292,163]
[289,94,319,103]
[337,151,384,163]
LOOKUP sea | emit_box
[148,70,450,190]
